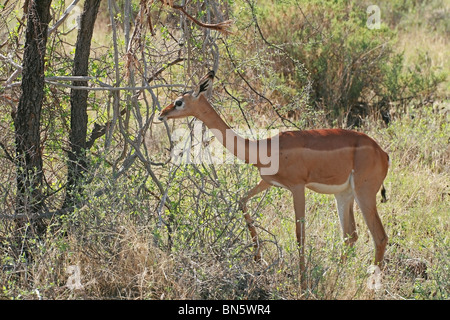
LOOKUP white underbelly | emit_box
[269,180,288,189]
[264,172,354,194]
[306,179,350,194]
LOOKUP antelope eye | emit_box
[175,100,184,108]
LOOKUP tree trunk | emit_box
[14,0,52,226]
[64,0,102,208]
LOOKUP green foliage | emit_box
[382,50,447,106]
[383,105,449,172]
[255,0,391,115]
[0,0,448,300]
[250,0,447,121]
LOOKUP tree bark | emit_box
[64,0,102,208]
[15,0,52,223]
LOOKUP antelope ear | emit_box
[194,70,215,98]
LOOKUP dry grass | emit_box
[1,0,448,301]
[1,103,447,300]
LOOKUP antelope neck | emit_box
[194,100,256,165]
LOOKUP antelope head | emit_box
[158,70,215,121]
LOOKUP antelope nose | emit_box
[158,115,164,121]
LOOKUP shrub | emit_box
[252,0,447,123]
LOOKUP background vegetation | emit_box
[0,0,448,299]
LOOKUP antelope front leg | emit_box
[291,185,307,290]
[238,180,270,262]
[243,212,261,262]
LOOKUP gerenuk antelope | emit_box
[158,71,390,288]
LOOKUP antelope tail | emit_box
[381,184,388,203]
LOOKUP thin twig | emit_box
[221,38,300,129]
[44,81,185,91]
[106,0,121,149]
[0,141,14,162]
[47,0,81,35]
[159,0,233,35]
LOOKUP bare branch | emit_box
[0,141,14,162]
[146,56,185,83]
[0,53,22,85]
[5,80,185,91]
[47,0,82,35]
[0,53,22,69]
[160,0,234,35]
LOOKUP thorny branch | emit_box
[159,0,233,35]
[221,38,301,130]
[0,0,235,237]
[47,0,81,35]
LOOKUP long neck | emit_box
[194,99,256,164]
